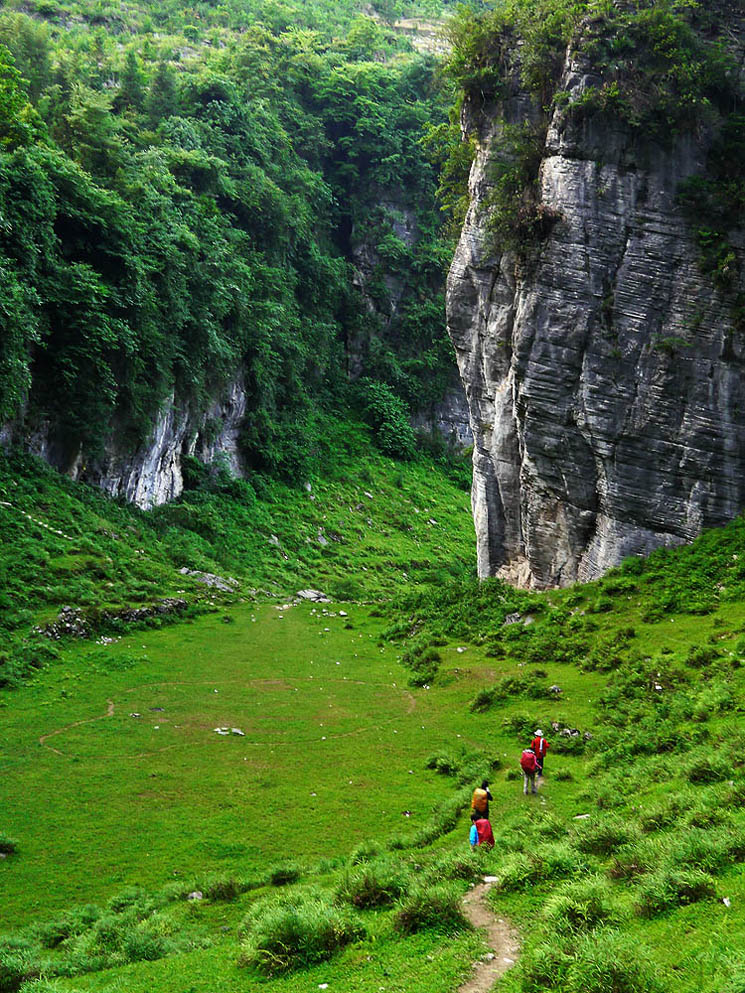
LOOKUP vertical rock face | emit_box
[7,379,248,510]
[351,198,472,448]
[448,53,745,588]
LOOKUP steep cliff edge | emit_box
[447,4,745,587]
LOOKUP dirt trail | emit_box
[458,880,520,993]
[39,699,115,755]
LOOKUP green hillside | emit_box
[0,421,473,686]
[2,441,745,992]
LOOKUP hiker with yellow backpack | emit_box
[471,779,493,820]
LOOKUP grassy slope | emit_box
[0,419,473,684]
[3,444,745,991]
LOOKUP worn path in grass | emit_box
[460,880,520,993]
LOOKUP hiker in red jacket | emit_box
[531,729,550,776]
[520,747,539,795]
[469,811,495,849]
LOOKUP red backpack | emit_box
[520,749,538,773]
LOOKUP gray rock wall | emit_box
[448,52,745,588]
[3,379,247,510]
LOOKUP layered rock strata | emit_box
[448,52,745,587]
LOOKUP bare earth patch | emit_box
[459,881,520,993]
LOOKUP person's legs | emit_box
[531,773,537,794]
[523,772,529,795]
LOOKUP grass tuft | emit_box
[335,857,410,909]
[392,883,469,935]
[239,892,364,975]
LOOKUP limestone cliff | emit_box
[448,23,745,587]
[1,380,247,510]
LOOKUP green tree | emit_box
[0,45,42,149]
[145,60,178,125]
[115,50,145,113]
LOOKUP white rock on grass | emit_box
[297,589,331,602]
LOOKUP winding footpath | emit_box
[459,879,520,993]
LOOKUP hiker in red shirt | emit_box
[520,747,539,795]
[531,729,550,776]
[469,811,495,849]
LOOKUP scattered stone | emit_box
[723,897,732,907]
[187,891,203,901]
[304,482,312,492]
[364,491,374,500]
[503,612,522,626]
[38,599,188,641]
[428,518,438,525]
[231,728,245,736]
[268,534,280,546]
[483,875,499,884]
[484,953,495,962]
[339,610,348,617]
[574,814,591,820]
[130,713,141,718]
[549,684,562,695]
[151,707,165,712]
[317,532,329,546]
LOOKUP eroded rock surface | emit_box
[448,47,745,588]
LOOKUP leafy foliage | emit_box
[0,0,456,469]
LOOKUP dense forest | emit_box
[0,0,465,479]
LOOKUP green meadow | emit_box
[4,448,745,992]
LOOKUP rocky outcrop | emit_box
[412,381,473,448]
[351,199,473,448]
[448,45,745,587]
[4,379,247,510]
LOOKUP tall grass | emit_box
[239,892,364,975]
